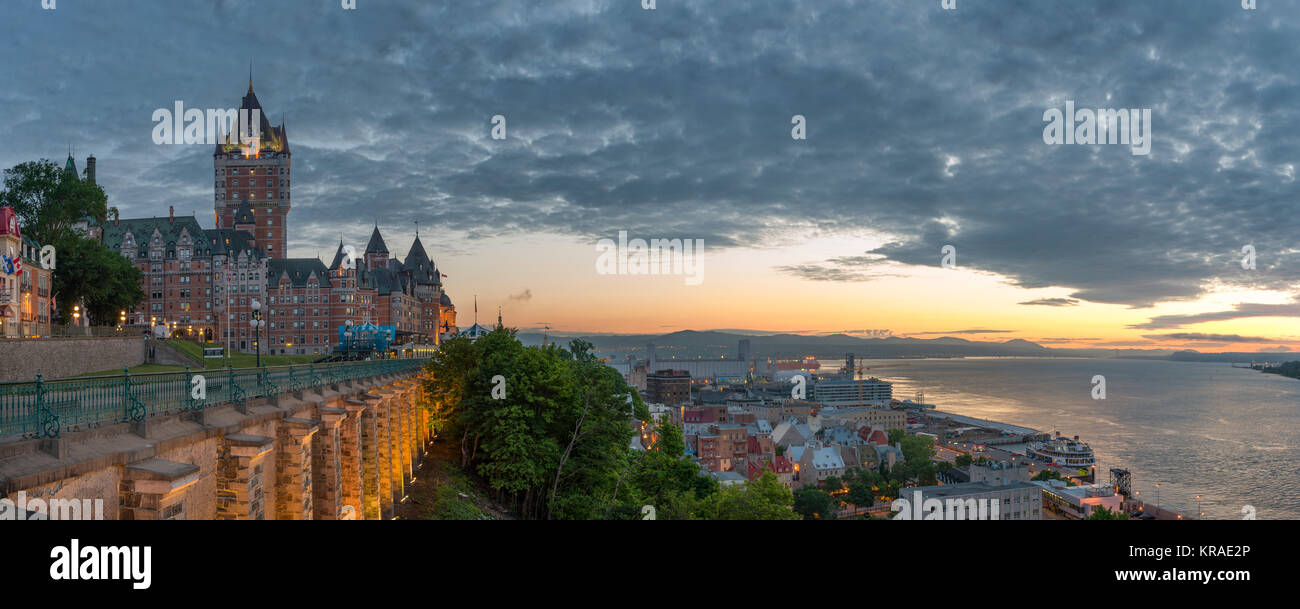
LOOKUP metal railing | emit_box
[0,359,426,439]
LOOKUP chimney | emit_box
[169,206,174,223]
[86,155,96,185]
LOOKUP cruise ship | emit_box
[767,356,821,372]
[1026,434,1096,469]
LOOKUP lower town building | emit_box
[646,369,692,406]
[896,481,1042,520]
[1033,480,1122,519]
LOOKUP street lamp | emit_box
[250,299,264,367]
[1155,483,1161,515]
[344,319,354,358]
[1196,494,1202,520]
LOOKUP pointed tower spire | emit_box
[248,59,254,92]
[497,307,503,330]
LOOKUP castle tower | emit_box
[364,225,389,270]
[214,75,291,258]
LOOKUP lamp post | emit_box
[250,299,264,368]
[1196,494,1202,520]
[1155,482,1161,516]
[344,319,354,359]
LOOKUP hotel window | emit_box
[266,179,272,187]
[266,191,273,199]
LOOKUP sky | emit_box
[1,0,1298,352]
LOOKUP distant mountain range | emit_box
[512,329,1292,363]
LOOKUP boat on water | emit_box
[1026,434,1096,468]
[768,355,821,372]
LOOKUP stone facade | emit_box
[0,336,145,382]
[0,370,425,520]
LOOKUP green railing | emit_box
[0,359,426,439]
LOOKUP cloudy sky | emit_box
[2,0,1298,350]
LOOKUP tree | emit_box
[887,428,905,446]
[0,159,141,323]
[847,481,875,508]
[793,488,835,520]
[696,473,799,520]
[50,236,143,324]
[0,159,107,246]
[1087,506,1129,520]
[1032,469,1064,482]
[954,454,973,468]
[655,420,686,458]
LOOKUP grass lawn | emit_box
[166,340,322,369]
[73,363,187,377]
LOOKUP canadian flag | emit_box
[12,256,20,276]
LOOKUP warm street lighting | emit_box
[250,299,264,367]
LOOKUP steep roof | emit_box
[205,228,264,260]
[100,216,209,258]
[439,292,452,306]
[268,258,331,289]
[356,264,403,294]
[328,240,348,271]
[402,235,440,285]
[214,81,289,156]
[365,226,389,255]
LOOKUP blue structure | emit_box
[336,322,396,357]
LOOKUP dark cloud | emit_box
[909,329,1015,335]
[1019,298,1080,307]
[2,0,1299,315]
[1142,332,1280,343]
[508,289,532,302]
[1128,301,1300,329]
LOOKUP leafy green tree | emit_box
[0,159,108,246]
[1032,469,1064,482]
[887,428,905,445]
[823,475,843,492]
[793,487,835,520]
[655,420,686,458]
[696,473,799,520]
[0,159,141,323]
[1087,506,1129,520]
[49,236,143,324]
[847,481,875,507]
[954,454,973,468]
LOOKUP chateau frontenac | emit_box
[76,78,458,354]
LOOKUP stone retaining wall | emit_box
[0,336,146,382]
[0,370,428,520]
